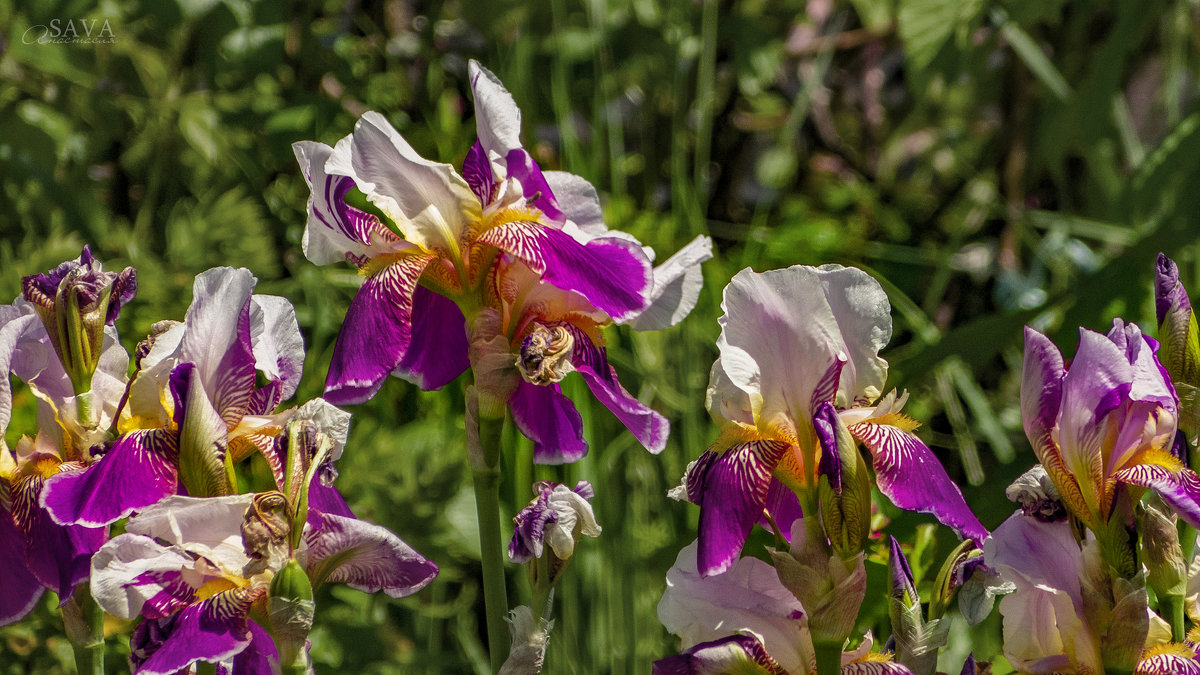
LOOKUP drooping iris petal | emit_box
[508,481,600,564]
[569,331,667,454]
[391,286,469,391]
[327,111,480,254]
[124,495,253,571]
[130,588,261,675]
[0,509,44,625]
[1114,464,1200,529]
[41,429,178,527]
[759,478,803,542]
[629,235,714,332]
[508,380,587,464]
[478,222,651,322]
[225,621,280,675]
[842,662,916,674]
[849,421,987,544]
[89,533,199,620]
[1137,644,1200,675]
[543,171,608,236]
[18,480,105,598]
[657,541,810,673]
[692,440,792,576]
[652,633,789,675]
[293,140,405,266]
[303,512,438,598]
[325,254,435,404]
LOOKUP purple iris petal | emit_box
[304,512,438,598]
[306,479,355,533]
[1156,252,1192,327]
[759,478,802,542]
[478,222,650,323]
[888,535,917,601]
[1138,651,1200,674]
[129,589,259,675]
[0,508,44,626]
[22,245,138,325]
[1114,464,1200,529]
[509,489,559,563]
[570,337,668,454]
[391,286,469,391]
[813,401,843,490]
[227,621,280,675]
[325,254,435,405]
[652,634,788,675]
[504,148,564,222]
[694,440,791,577]
[1020,327,1066,449]
[41,429,178,527]
[462,140,495,205]
[181,268,258,425]
[18,482,105,599]
[849,422,987,545]
[960,654,978,675]
[509,379,588,464]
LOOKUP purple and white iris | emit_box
[90,492,436,674]
[294,60,711,416]
[508,480,600,564]
[1022,321,1197,532]
[676,265,985,577]
[42,267,305,527]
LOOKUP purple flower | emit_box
[679,265,985,577]
[42,267,305,527]
[91,493,437,674]
[0,435,105,626]
[1022,322,1198,532]
[482,257,692,462]
[21,245,136,395]
[293,60,661,405]
[652,634,789,675]
[508,480,600,565]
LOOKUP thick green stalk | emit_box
[63,586,105,675]
[813,641,841,675]
[470,403,509,673]
[1163,592,1187,642]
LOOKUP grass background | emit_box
[2,0,1200,671]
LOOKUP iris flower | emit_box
[294,60,659,404]
[678,265,985,577]
[1021,321,1200,533]
[43,267,305,527]
[90,492,436,675]
[656,540,913,674]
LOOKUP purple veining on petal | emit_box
[1115,464,1200,529]
[1021,327,1066,448]
[304,513,438,598]
[478,221,650,323]
[1156,252,1192,327]
[509,380,588,464]
[462,140,495,206]
[41,429,179,527]
[17,480,105,599]
[391,286,469,391]
[508,484,559,564]
[504,148,564,223]
[130,589,259,675]
[130,569,195,620]
[651,634,788,675]
[306,478,355,533]
[695,440,791,577]
[565,325,668,454]
[22,246,136,323]
[325,254,435,405]
[850,422,987,544]
[0,508,44,626]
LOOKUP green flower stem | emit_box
[63,585,105,675]
[1163,591,1187,642]
[197,662,219,675]
[470,398,510,673]
[813,640,841,675]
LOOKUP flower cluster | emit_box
[0,250,436,673]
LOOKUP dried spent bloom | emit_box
[508,481,600,574]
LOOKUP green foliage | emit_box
[3,0,1200,671]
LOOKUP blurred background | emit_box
[2,0,1200,672]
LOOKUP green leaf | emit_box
[897,0,983,74]
[995,10,1070,102]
